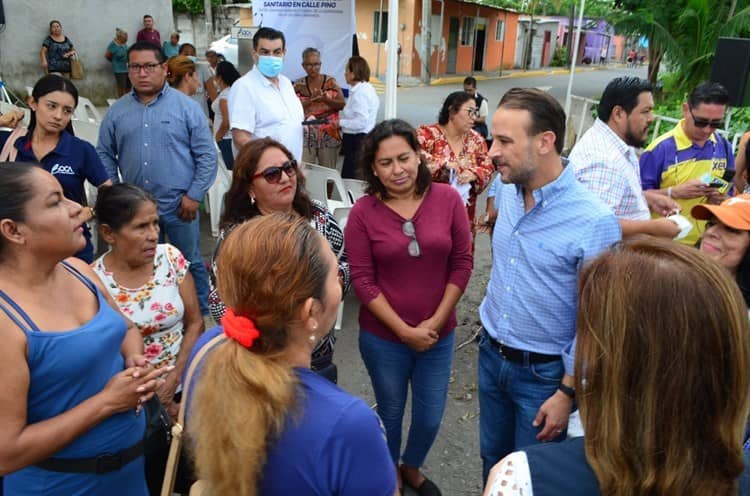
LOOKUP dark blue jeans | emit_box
[478,329,566,483]
[217,138,234,170]
[159,209,209,315]
[359,330,454,467]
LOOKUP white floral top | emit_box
[93,243,190,369]
[485,451,533,496]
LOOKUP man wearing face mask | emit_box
[228,27,304,161]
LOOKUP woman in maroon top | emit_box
[344,119,473,496]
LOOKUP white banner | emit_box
[254,1,355,88]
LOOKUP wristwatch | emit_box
[558,383,575,399]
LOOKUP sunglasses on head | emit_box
[689,108,724,129]
[252,160,298,184]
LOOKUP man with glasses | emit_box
[569,76,681,239]
[478,88,620,486]
[97,40,217,317]
[229,27,304,161]
[640,81,734,245]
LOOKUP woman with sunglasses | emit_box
[344,119,473,496]
[208,137,349,383]
[417,91,494,242]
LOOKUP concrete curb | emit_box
[426,66,604,86]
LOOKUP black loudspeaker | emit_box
[0,0,5,25]
[711,37,750,107]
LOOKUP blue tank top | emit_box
[2,262,147,496]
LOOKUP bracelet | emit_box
[558,384,575,399]
[667,187,673,198]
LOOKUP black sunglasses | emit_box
[252,160,298,184]
[402,220,421,257]
[689,108,724,129]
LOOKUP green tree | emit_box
[173,0,221,15]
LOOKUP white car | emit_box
[209,35,238,66]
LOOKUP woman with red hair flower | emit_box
[185,214,396,496]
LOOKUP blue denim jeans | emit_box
[359,330,454,467]
[478,328,566,483]
[159,209,209,315]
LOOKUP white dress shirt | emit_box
[339,81,380,135]
[228,66,304,161]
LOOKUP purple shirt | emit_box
[345,183,473,342]
[136,28,161,47]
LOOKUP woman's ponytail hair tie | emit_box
[222,308,260,348]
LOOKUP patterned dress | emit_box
[208,200,350,367]
[294,75,343,151]
[93,243,189,369]
[416,123,494,233]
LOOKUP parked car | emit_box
[209,35,238,66]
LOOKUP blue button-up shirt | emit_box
[96,84,217,216]
[479,164,621,375]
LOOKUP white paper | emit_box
[449,169,471,205]
[667,214,693,240]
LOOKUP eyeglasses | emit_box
[705,218,744,235]
[464,107,480,118]
[127,62,162,73]
[402,220,421,258]
[252,160,298,184]
[689,108,724,129]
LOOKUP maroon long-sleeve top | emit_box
[344,183,474,342]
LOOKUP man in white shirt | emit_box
[569,76,680,238]
[229,27,304,161]
[464,76,490,141]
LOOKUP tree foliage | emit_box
[173,0,222,15]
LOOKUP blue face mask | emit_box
[257,55,284,78]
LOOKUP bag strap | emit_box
[160,333,226,496]
[0,125,27,162]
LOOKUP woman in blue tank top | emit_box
[0,163,167,496]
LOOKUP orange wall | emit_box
[355,0,518,79]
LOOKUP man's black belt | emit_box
[36,440,144,474]
[485,330,561,364]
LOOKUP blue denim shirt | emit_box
[479,164,621,375]
[97,84,217,216]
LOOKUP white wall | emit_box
[0,0,173,104]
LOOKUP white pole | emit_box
[375,0,384,77]
[384,0,399,119]
[564,0,586,118]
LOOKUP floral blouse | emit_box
[93,244,189,369]
[416,123,494,228]
[294,74,343,149]
[208,201,349,362]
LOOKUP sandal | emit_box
[399,465,442,496]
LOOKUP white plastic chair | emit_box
[205,146,232,237]
[85,181,99,253]
[106,98,117,107]
[74,96,102,124]
[72,119,100,146]
[342,178,367,204]
[331,206,351,331]
[302,162,352,211]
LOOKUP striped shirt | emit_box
[569,119,650,220]
[640,120,734,245]
[479,164,621,375]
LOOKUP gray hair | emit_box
[302,47,320,60]
[115,27,127,37]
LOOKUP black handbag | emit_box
[143,395,172,496]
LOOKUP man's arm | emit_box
[231,129,253,150]
[619,218,680,238]
[228,81,256,152]
[186,105,218,204]
[95,113,121,182]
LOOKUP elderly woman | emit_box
[345,119,473,496]
[105,28,130,97]
[208,138,349,382]
[484,237,750,496]
[417,91,494,239]
[41,20,76,77]
[188,214,396,495]
[8,75,110,263]
[692,194,750,307]
[0,163,165,495]
[294,47,346,169]
[92,184,204,419]
[340,56,380,179]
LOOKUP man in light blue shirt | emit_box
[97,41,217,315]
[478,88,621,484]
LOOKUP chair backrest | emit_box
[107,98,117,107]
[332,206,351,238]
[74,96,102,124]
[302,162,352,210]
[72,119,100,146]
[342,178,367,203]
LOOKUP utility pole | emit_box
[204,0,213,48]
[421,0,431,84]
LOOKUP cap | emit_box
[691,194,750,230]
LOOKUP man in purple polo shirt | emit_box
[136,15,161,48]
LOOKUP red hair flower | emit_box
[222,308,260,349]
